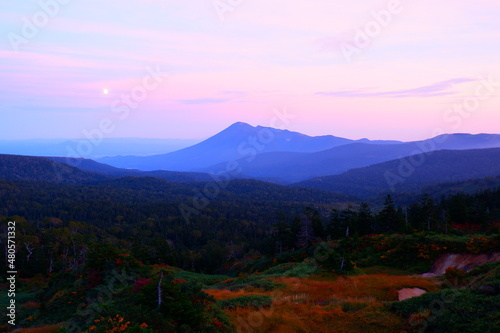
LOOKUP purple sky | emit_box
[1,0,499,141]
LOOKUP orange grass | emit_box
[205,288,272,300]
[205,273,439,333]
[14,325,61,333]
[273,273,439,302]
[224,301,404,333]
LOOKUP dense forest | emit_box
[0,171,499,332]
[1,176,499,276]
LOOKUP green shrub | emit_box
[391,290,500,333]
[173,270,231,287]
[228,278,285,291]
[263,262,299,275]
[218,295,272,310]
[466,261,500,295]
[341,302,369,312]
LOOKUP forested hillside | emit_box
[1,154,499,333]
[294,148,500,197]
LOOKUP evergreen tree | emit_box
[305,207,324,239]
[377,195,401,232]
[357,202,373,235]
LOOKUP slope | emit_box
[293,148,500,198]
[47,156,214,182]
[0,154,107,184]
[206,133,500,182]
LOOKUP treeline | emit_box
[0,175,498,277]
[268,190,500,254]
[0,177,349,276]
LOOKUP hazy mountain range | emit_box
[0,122,499,200]
[95,122,500,183]
[0,138,200,158]
[293,148,500,198]
[97,122,404,172]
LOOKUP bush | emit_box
[466,261,500,295]
[341,302,369,312]
[278,260,319,278]
[262,262,299,275]
[445,267,466,286]
[391,290,500,333]
[218,295,272,310]
[224,278,285,291]
[173,271,231,287]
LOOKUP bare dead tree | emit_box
[25,242,34,261]
[157,270,163,308]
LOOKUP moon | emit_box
[103,88,109,95]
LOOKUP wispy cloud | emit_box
[316,78,475,98]
[221,91,246,97]
[178,98,231,105]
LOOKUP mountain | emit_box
[96,123,500,181]
[47,157,215,182]
[0,138,200,158]
[205,133,500,182]
[0,154,217,184]
[0,154,356,205]
[431,133,500,149]
[0,154,107,184]
[96,122,401,171]
[292,148,500,198]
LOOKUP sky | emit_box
[1,0,499,141]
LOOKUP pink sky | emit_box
[1,0,499,141]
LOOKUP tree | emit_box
[357,202,374,235]
[304,207,324,239]
[377,195,401,232]
[296,218,315,248]
[271,213,292,253]
[327,207,356,239]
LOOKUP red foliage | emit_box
[23,301,40,309]
[172,278,187,285]
[445,267,466,285]
[87,269,104,288]
[451,223,482,232]
[212,318,223,329]
[133,278,152,293]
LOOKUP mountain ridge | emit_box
[292,147,500,198]
[96,123,500,180]
[97,122,362,171]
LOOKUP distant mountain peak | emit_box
[226,122,254,130]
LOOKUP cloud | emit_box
[178,98,231,105]
[221,91,246,97]
[316,78,475,98]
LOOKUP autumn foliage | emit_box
[205,273,439,333]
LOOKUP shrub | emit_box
[172,270,230,287]
[218,295,272,310]
[340,302,369,312]
[466,236,495,254]
[391,290,500,333]
[445,267,466,286]
[224,278,285,291]
[279,260,319,278]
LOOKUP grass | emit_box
[172,270,231,287]
[205,270,440,333]
[10,325,61,333]
[356,266,413,276]
[218,295,273,310]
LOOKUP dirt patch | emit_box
[430,253,500,275]
[398,288,426,301]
